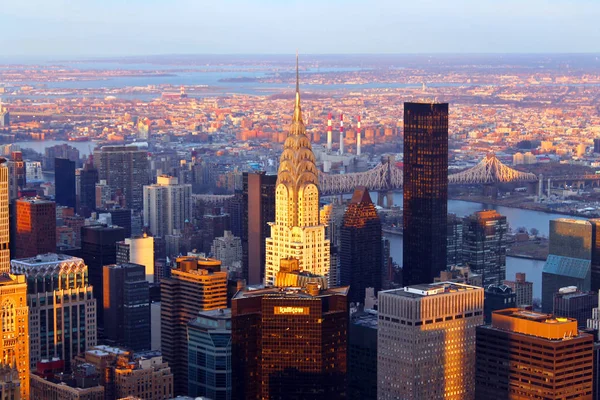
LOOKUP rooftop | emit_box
[233,285,349,300]
[543,255,591,279]
[382,281,481,299]
[11,253,82,266]
[489,308,581,341]
[351,309,378,329]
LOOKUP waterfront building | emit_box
[549,218,593,260]
[340,186,382,303]
[241,172,276,285]
[80,224,125,328]
[232,279,348,399]
[55,158,77,210]
[484,284,516,323]
[476,308,593,399]
[161,256,227,395]
[94,145,149,211]
[553,286,597,328]
[103,263,150,351]
[542,254,591,313]
[11,254,96,368]
[0,274,30,400]
[264,57,331,286]
[378,282,484,400]
[349,310,377,400]
[503,272,534,307]
[0,159,8,273]
[116,235,154,283]
[402,102,449,286]
[14,197,56,259]
[188,309,232,399]
[143,175,192,238]
[462,210,508,286]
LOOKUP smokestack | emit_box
[357,115,362,156]
[339,113,344,155]
[327,112,333,151]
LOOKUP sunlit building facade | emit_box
[143,175,192,238]
[378,282,484,400]
[476,308,594,399]
[402,102,449,286]
[14,197,56,259]
[265,58,330,286]
[0,159,9,273]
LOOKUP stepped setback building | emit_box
[265,56,330,286]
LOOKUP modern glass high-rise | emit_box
[402,102,449,286]
[79,157,99,218]
[188,309,232,399]
[161,256,228,395]
[103,263,150,351]
[10,254,96,370]
[463,210,508,286]
[241,172,276,285]
[340,186,382,303]
[378,282,484,400]
[55,158,76,210]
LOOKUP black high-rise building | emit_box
[340,187,382,303]
[55,158,76,210]
[103,263,151,351]
[402,102,449,286]
[79,158,99,218]
[97,207,132,238]
[484,284,517,323]
[241,172,276,285]
[594,138,600,154]
[348,311,377,400]
[81,224,125,329]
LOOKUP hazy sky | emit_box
[0,0,598,57]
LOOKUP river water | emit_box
[386,195,584,299]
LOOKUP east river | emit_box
[386,194,585,299]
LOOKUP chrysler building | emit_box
[264,56,331,286]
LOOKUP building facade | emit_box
[232,282,349,400]
[79,158,99,218]
[160,256,227,395]
[378,282,484,400]
[14,197,56,259]
[116,235,154,283]
[402,102,449,286]
[211,230,242,276]
[483,284,516,323]
[542,254,591,313]
[93,145,149,211]
[143,175,192,238]
[348,310,377,400]
[462,210,508,286]
[264,60,330,286]
[340,187,382,303]
[103,263,150,351]
[241,172,276,285]
[55,158,77,210]
[188,309,232,400]
[553,286,598,328]
[10,254,96,368]
[503,272,533,307]
[476,308,594,399]
[0,159,9,273]
[447,213,463,267]
[0,274,30,400]
[7,151,25,202]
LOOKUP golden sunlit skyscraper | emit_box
[0,159,9,274]
[264,56,331,286]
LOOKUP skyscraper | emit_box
[94,145,149,211]
[55,158,77,210]
[14,197,56,259]
[0,274,29,400]
[340,186,382,303]
[80,224,125,329]
[447,213,463,267]
[476,308,593,399]
[188,309,232,399]
[116,235,154,283]
[10,254,96,369]
[483,284,516,323]
[103,263,150,351]
[0,159,9,273]
[143,175,192,238]
[378,282,484,400]
[264,56,330,286]
[503,272,533,307]
[7,151,26,201]
[402,102,449,286]
[79,157,99,218]
[553,286,597,328]
[232,280,348,399]
[161,256,227,395]
[241,172,276,285]
[462,210,508,286]
[348,310,378,400]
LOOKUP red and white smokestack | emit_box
[357,115,362,156]
[327,112,333,151]
[339,113,344,155]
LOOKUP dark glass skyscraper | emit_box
[402,102,449,286]
[340,187,382,303]
[79,158,99,218]
[55,157,76,210]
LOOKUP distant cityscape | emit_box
[0,52,599,399]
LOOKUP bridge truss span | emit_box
[319,159,403,196]
[448,154,538,185]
